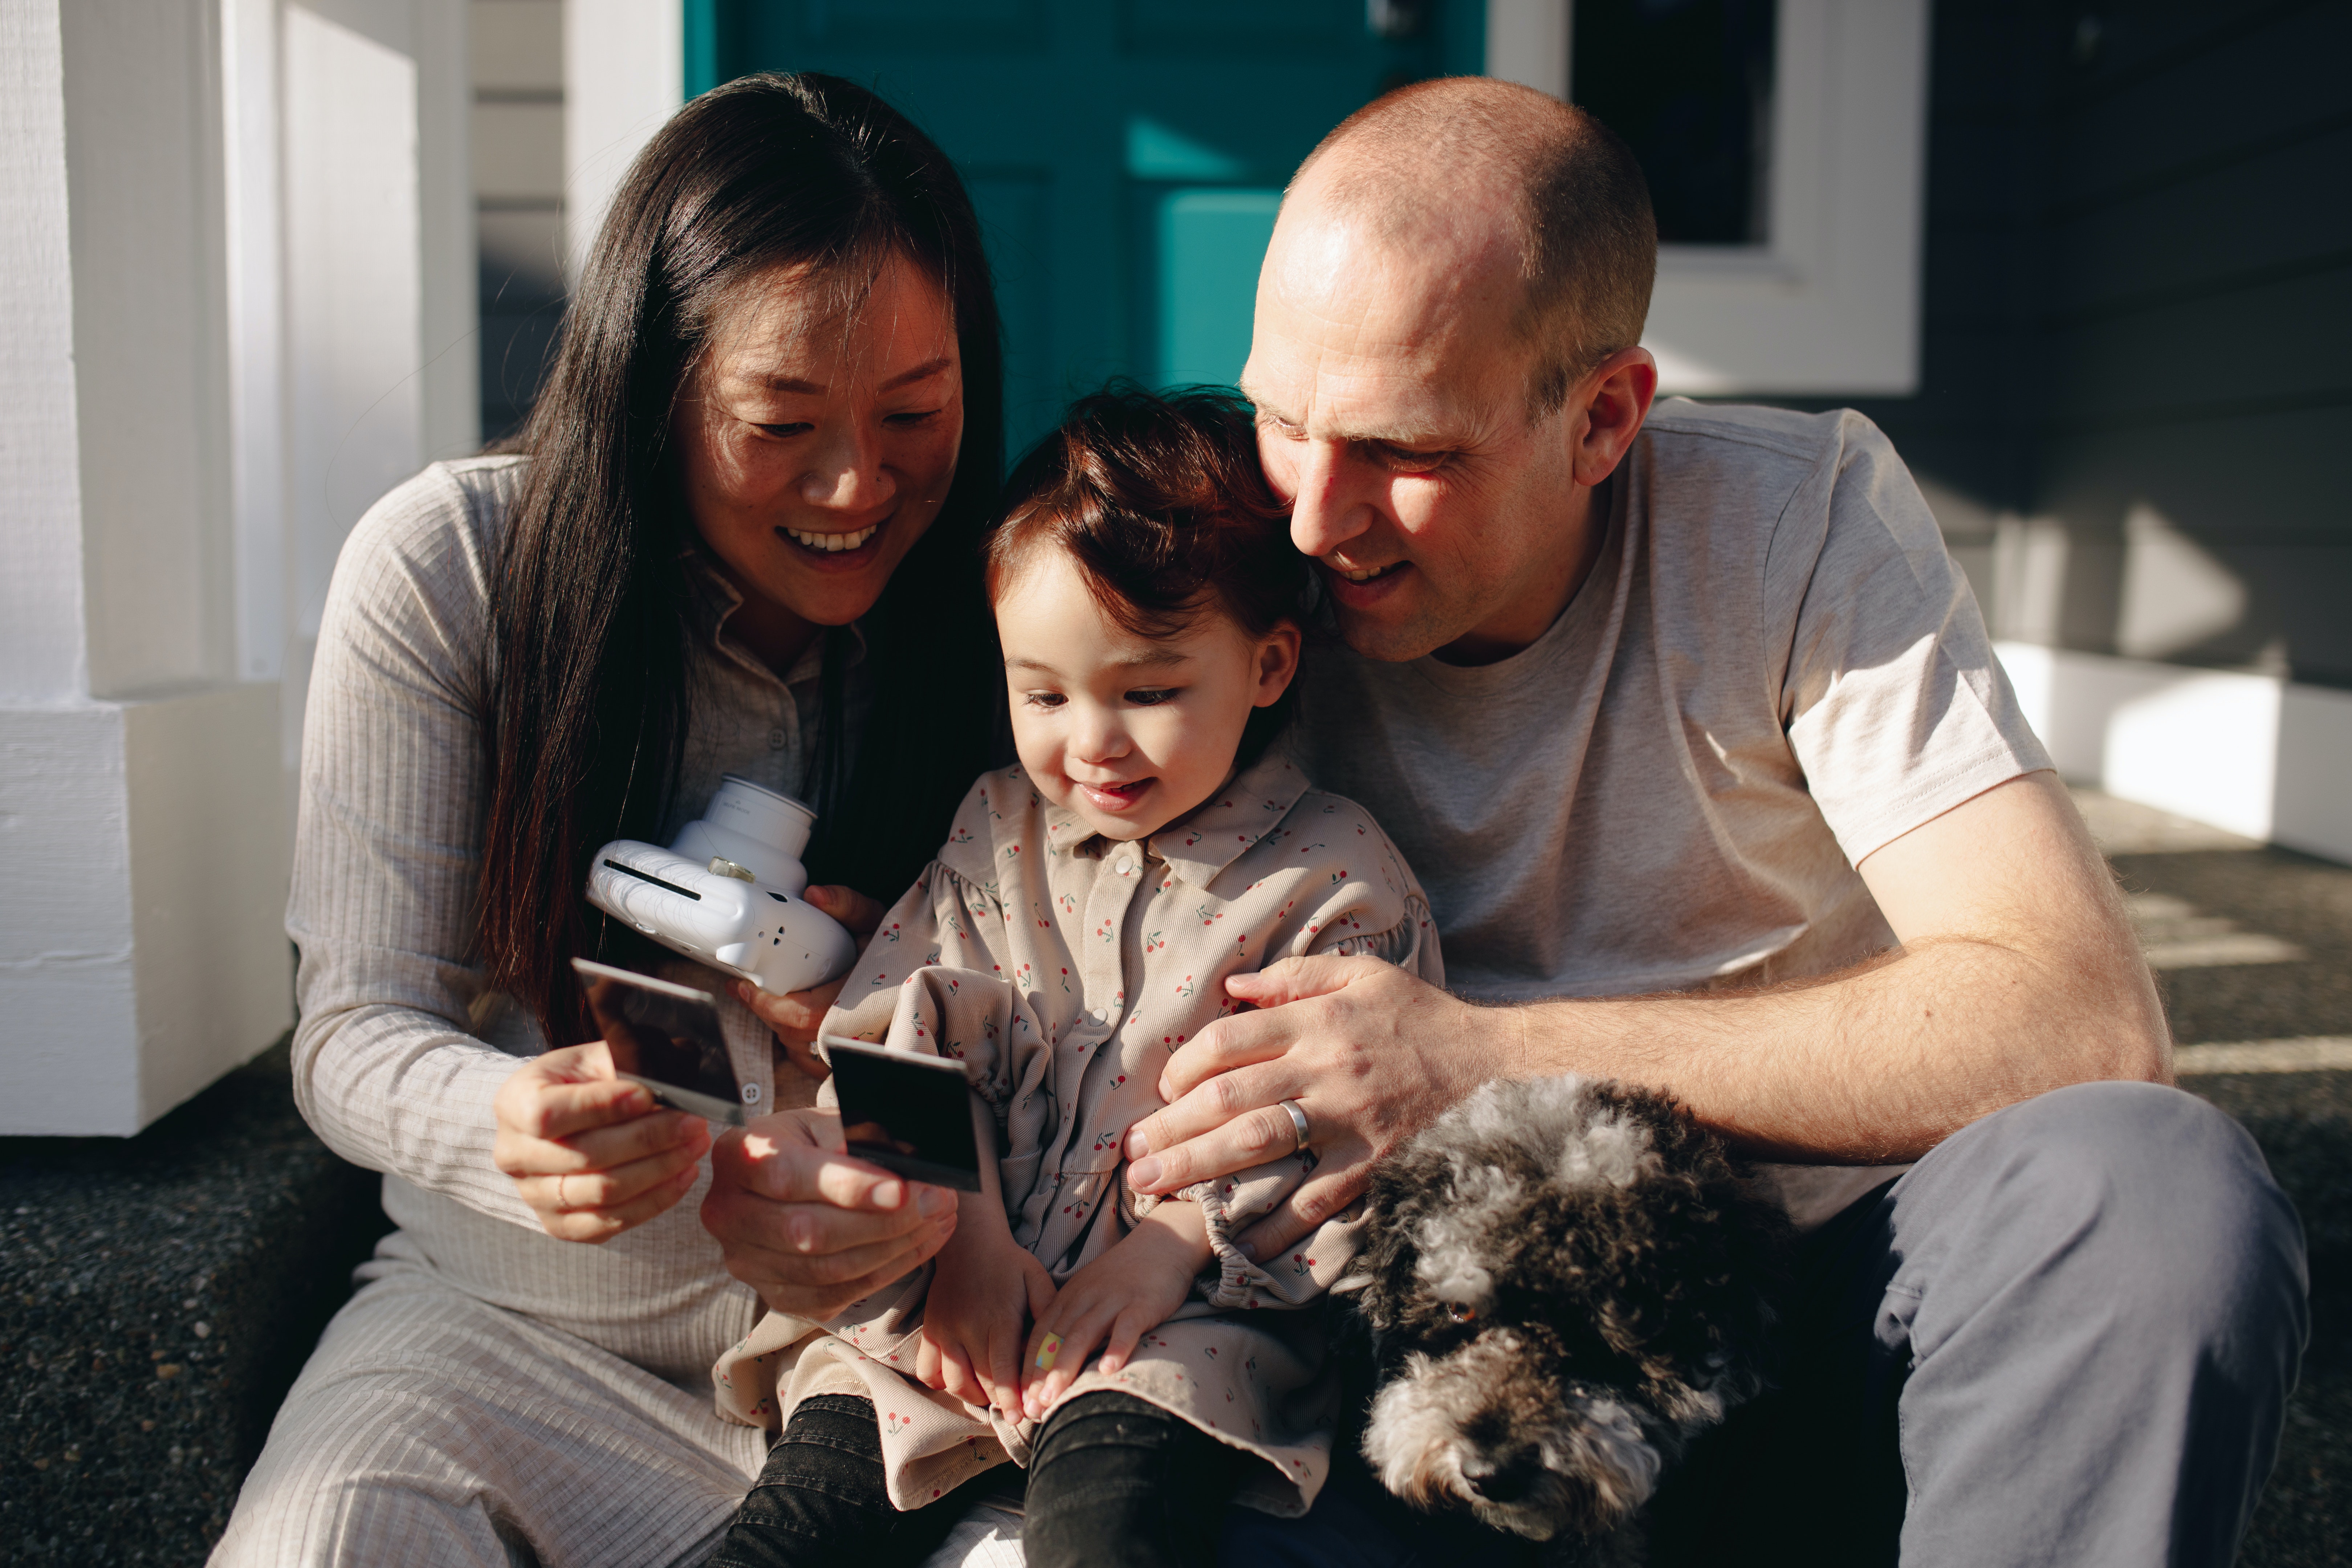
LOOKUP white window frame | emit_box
[1486,0,1930,395]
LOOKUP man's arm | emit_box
[1122,770,2169,1253]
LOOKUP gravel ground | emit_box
[0,1043,387,1564]
[2189,1070,2352,1568]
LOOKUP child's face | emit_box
[997,546,1300,843]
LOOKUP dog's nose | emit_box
[1466,1445,1545,1503]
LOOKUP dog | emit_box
[1344,1075,1792,1563]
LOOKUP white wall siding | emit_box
[0,0,91,704]
[562,0,679,283]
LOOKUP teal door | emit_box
[687,1,1481,457]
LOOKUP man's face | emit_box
[1240,199,1587,665]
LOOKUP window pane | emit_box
[1571,0,1776,246]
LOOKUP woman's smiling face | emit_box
[996,546,1301,843]
[673,254,964,631]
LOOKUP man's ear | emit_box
[1253,621,1304,706]
[1567,346,1659,489]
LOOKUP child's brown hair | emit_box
[988,382,1307,643]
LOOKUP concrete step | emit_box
[1,1039,390,1565]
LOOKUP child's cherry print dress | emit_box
[712,751,1442,1518]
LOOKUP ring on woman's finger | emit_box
[557,1172,574,1210]
[1277,1099,1311,1156]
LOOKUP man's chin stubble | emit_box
[1335,604,1457,664]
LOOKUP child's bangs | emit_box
[986,382,1307,643]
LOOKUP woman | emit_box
[215,74,1000,1566]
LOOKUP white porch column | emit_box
[1,0,289,1135]
[0,0,473,1135]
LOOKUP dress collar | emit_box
[1042,750,1313,889]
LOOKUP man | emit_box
[705,77,2304,1564]
[1104,77,2307,1563]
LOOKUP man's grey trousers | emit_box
[1218,1079,2311,1567]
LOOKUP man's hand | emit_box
[1020,1201,1209,1420]
[732,885,886,1079]
[1118,773,2168,1241]
[1122,955,1493,1263]
[700,1107,958,1320]
[915,1219,1056,1417]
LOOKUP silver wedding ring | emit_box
[1277,1099,1311,1155]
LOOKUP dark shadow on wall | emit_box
[1748,0,2352,692]
[479,207,567,447]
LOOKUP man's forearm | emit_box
[1496,934,2168,1165]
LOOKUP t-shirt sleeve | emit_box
[1774,414,2053,865]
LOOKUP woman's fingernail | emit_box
[872,1179,905,1210]
[916,1186,952,1217]
[1123,1128,1149,1158]
[1128,1156,1161,1188]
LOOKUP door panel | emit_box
[1154,189,1282,389]
[962,168,1061,449]
[691,0,1471,456]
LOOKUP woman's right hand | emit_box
[732,883,887,1079]
[493,1042,712,1242]
[701,1107,959,1320]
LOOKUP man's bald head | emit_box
[1288,77,1656,417]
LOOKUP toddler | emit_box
[709,385,1442,1568]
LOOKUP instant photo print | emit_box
[820,1034,985,1192]
[571,958,754,1125]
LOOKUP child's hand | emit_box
[917,1222,1055,1418]
[1020,1202,1209,1420]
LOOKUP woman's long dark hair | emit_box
[480,73,1004,1046]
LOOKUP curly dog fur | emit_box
[1346,1076,1792,1562]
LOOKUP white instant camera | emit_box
[584,775,858,995]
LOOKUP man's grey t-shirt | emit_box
[1290,400,2052,1221]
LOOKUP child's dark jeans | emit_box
[709,1390,1236,1568]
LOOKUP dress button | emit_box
[766,726,787,750]
[1115,857,1134,875]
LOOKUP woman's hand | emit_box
[1019,1204,1207,1421]
[493,1042,712,1242]
[915,1218,1057,1417]
[701,1107,960,1320]
[732,884,887,1079]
